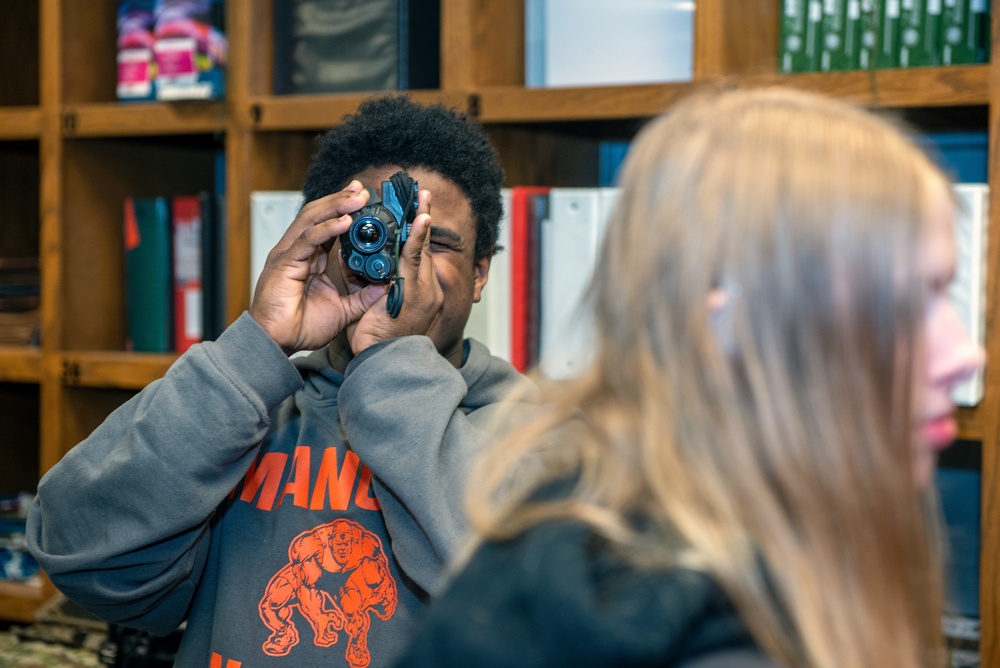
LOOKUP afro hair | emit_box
[301,95,506,260]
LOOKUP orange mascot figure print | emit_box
[258,519,398,667]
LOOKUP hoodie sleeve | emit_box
[25,313,303,634]
[339,336,536,594]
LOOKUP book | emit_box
[117,0,157,101]
[510,186,551,372]
[941,0,990,64]
[250,191,303,302]
[820,0,855,71]
[937,440,982,620]
[202,150,227,341]
[949,183,988,407]
[899,0,942,67]
[878,0,903,67]
[539,187,620,380]
[781,0,822,72]
[153,0,227,101]
[859,0,881,69]
[918,130,988,183]
[525,0,693,87]
[272,0,440,95]
[466,189,513,362]
[124,196,173,352]
[598,141,630,188]
[172,194,205,353]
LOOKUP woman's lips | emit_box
[923,415,958,450]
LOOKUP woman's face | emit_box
[911,182,985,488]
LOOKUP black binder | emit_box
[273,0,440,95]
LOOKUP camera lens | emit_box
[357,221,381,244]
[349,215,388,253]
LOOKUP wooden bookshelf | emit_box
[2,1,999,664]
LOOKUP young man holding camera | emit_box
[27,96,533,668]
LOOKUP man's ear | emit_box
[472,254,492,304]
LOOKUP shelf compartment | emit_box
[249,91,471,131]
[60,136,221,352]
[0,0,39,108]
[62,102,227,138]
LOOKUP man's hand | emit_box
[349,189,444,354]
[250,181,389,356]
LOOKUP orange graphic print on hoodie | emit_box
[259,519,398,667]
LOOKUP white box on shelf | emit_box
[525,0,694,88]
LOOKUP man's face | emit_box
[332,524,354,565]
[343,165,490,366]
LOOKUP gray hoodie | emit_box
[27,312,534,668]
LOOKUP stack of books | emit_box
[780,0,990,73]
[0,258,40,347]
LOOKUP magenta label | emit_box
[155,38,197,77]
[119,59,150,85]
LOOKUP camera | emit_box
[340,171,418,284]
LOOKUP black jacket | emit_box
[395,519,775,667]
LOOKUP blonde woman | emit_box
[394,87,985,667]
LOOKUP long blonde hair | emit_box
[470,87,947,667]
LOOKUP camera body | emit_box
[340,174,418,283]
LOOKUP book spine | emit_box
[970,0,990,63]
[820,0,852,70]
[124,196,173,352]
[510,186,551,372]
[879,0,903,67]
[153,0,226,101]
[941,0,977,65]
[858,0,881,68]
[203,151,227,340]
[949,183,989,407]
[781,0,818,72]
[900,0,941,67]
[117,0,157,101]
[172,195,204,353]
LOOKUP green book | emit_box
[941,0,990,64]
[124,196,173,352]
[781,0,821,72]
[878,0,903,67]
[859,0,880,69]
[900,0,942,67]
[820,0,856,70]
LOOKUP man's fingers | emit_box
[341,282,389,324]
[274,181,368,252]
